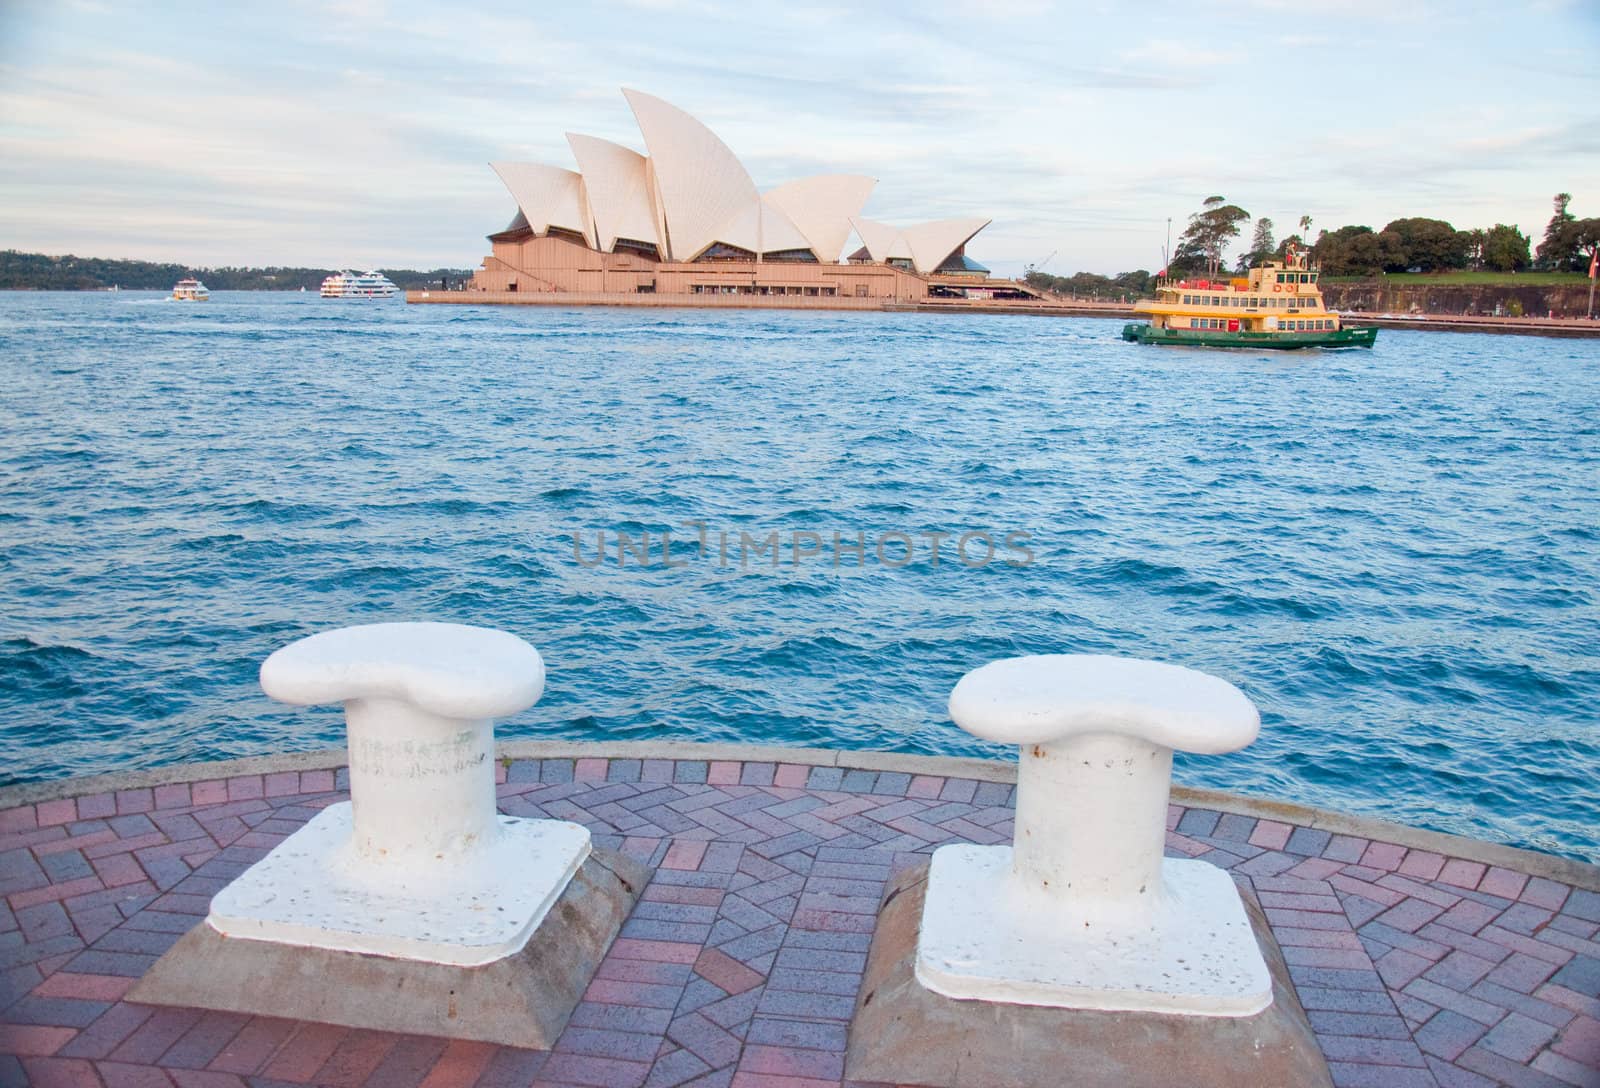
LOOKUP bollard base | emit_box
[847,861,1332,1088]
[128,848,648,1050]
[916,843,1272,1014]
[207,803,591,966]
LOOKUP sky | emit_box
[1,0,1596,277]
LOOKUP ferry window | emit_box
[1300,274,1309,283]
[1275,273,1284,283]
[1182,294,1191,304]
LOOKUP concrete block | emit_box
[128,849,648,1049]
[846,862,1333,1088]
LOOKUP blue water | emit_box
[1,292,1597,859]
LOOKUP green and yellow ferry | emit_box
[1121,245,1377,349]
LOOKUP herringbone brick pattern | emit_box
[1,758,1596,1087]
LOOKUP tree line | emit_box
[1025,193,1600,295]
[0,250,475,291]
[1167,193,1598,278]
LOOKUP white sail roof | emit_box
[903,217,992,275]
[490,162,596,247]
[623,88,760,262]
[565,133,661,253]
[849,216,990,273]
[705,200,813,256]
[850,217,912,262]
[764,176,876,263]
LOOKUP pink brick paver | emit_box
[2,758,1595,1087]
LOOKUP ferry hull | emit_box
[1121,324,1378,349]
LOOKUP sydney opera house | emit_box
[455,89,1038,306]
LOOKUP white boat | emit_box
[320,270,398,298]
[172,278,210,301]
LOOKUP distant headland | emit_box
[0,250,474,292]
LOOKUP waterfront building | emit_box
[461,89,1037,305]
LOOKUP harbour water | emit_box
[2,291,1597,860]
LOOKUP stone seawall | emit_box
[1323,280,1595,318]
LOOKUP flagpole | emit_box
[1588,247,1596,320]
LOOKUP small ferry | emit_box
[320,270,398,298]
[172,278,210,301]
[1122,245,1376,349]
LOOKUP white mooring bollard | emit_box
[915,653,1274,1016]
[206,622,591,966]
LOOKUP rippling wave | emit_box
[1,291,1597,860]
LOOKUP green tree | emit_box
[1172,196,1250,276]
[1311,225,1407,276]
[1555,218,1600,273]
[1313,226,1373,275]
[1536,193,1575,269]
[1113,269,1153,296]
[1539,212,1600,273]
[1480,224,1531,272]
[1376,231,1408,272]
[1381,217,1467,272]
[1236,217,1275,272]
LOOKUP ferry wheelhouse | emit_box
[320,270,398,298]
[1122,246,1376,349]
[172,278,210,301]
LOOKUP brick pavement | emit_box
[1,757,1596,1087]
